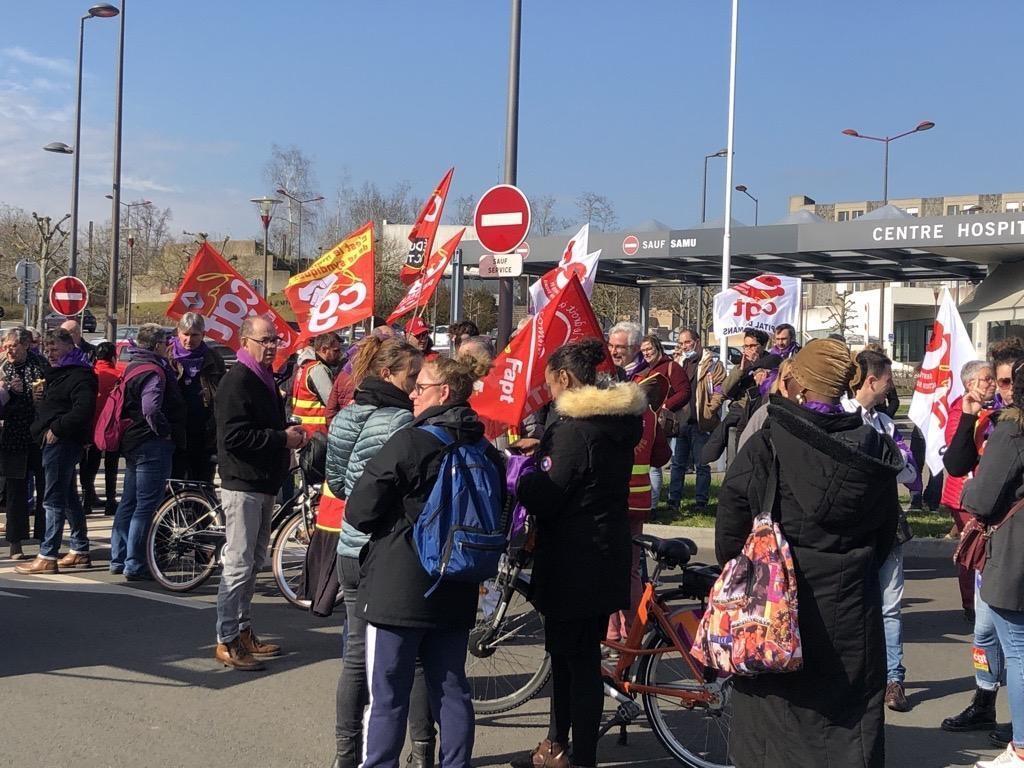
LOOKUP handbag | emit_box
[954,496,1024,572]
[657,408,679,437]
[895,510,914,545]
[690,441,803,675]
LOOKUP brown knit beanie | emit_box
[789,338,858,399]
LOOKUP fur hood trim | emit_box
[555,383,647,419]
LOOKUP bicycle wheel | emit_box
[468,574,551,714]
[271,511,312,610]
[638,630,733,768]
[146,492,222,592]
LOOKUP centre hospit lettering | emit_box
[870,218,1024,244]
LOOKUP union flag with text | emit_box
[166,242,298,367]
[387,228,465,324]
[401,167,454,285]
[285,222,375,338]
[472,275,610,438]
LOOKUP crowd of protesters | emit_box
[7,306,1024,768]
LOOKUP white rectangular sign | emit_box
[479,252,524,278]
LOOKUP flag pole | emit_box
[720,0,739,363]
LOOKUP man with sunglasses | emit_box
[213,316,308,670]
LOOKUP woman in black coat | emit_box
[715,339,903,768]
[962,361,1024,766]
[515,339,645,768]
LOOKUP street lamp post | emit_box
[841,120,935,204]
[497,0,522,349]
[735,184,758,225]
[275,188,324,267]
[106,195,151,323]
[106,0,127,342]
[701,148,728,223]
[251,196,283,297]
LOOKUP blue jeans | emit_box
[650,467,663,508]
[111,438,174,576]
[669,423,710,505]
[975,571,1006,690]
[39,440,87,559]
[990,607,1024,748]
[879,544,905,683]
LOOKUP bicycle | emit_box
[145,467,317,607]
[468,532,730,767]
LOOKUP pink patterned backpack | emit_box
[691,447,803,676]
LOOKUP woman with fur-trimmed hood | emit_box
[515,338,645,768]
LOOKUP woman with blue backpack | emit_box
[346,350,504,768]
[325,336,434,768]
[514,338,645,768]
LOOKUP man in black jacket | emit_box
[15,328,97,574]
[213,316,307,671]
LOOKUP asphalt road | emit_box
[0,515,1009,768]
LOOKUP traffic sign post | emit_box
[49,275,89,317]
[479,252,524,279]
[473,185,531,255]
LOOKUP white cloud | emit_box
[2,47,74,76]
[121,176,179,194]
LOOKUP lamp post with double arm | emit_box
[841,120,935,204]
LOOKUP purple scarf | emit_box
[57,346,92,369]
[170,336,207,385]
[801,400,845,415]
[236,348,278,398]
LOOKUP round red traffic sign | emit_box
[622,235,639,256]
[515,241,531,260]
[49,275,89,316]
[474,184,531,254]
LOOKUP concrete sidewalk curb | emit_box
[643,523,957,560]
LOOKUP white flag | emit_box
[528,223,601,313]
[712,274,802,339]
[908,288,977,475]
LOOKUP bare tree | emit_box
[575,192,617,232]
[825,293,859,337]
[590,284,637,328]
[451,194,476,226]
[263,144,320,263]
[463,287,497,333]
[532,194,571,236]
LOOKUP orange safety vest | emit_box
[291,359,328,435]
[316,481,346,532]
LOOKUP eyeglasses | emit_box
[414,382,444,396]
[998,377,1013,387]
[244,336,282,348]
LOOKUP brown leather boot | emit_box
[511,740,570,768]
[14,556,58,575]
[215,637,265,671]
[239,626,282,659]
[58,552,92,569]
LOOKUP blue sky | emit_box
[2,1,1021,240]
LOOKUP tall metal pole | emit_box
[87,220,93,284]
[882,138,889,205]
[720,0,739,363]
[451,247,464,322]
[496,0,522,349]
[262,219,271,297]
[69,16,86,276]
[126,239,135,324]
[105,0,126,342]
[701,155,710,224]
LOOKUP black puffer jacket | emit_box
[962,411,1024,613]
[31,363,98,445]
[174,344,225,455]
[715,395,903,768]
[346,402,505,630]
[518,383,645,620]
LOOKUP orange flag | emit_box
[387,228,465,324]
[285,222,375,337]
[167,241,298,367]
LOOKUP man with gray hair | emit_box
[108,324,185,579]
[213,315,307,670]
[169,312,225,483]
[607,321,646,379]
[0,327,47,559]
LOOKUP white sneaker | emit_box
[976,744,1024,768]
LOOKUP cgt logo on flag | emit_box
[713,274,801,338]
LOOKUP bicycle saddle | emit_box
[632,535,697,567]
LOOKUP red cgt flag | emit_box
[387,228,465,324]
[284,222,375,338]
[401,167,454,285]
[472,275,611,438]
[167,241,299,368]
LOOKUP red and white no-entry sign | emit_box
[622,235,640,256]
[49,275,89,316]
[515,241,531,260]
[473,184,531,255]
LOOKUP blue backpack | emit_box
[413,425,505,596]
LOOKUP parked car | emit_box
[43,309,96,332]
